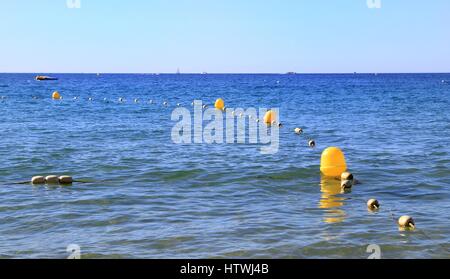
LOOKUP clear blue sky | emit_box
[1,0,449,73]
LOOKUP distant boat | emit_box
[286,72,297,75]
[202,72,208,75]
[35,75,58,81]
[176,68,181,74]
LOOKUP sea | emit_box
[0,73,449,259]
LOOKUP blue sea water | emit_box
[0,73,449,259]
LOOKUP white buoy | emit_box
[134,99,139,103]
[398,216,415,229]
[341,172,354,181]
[45,175,59,184]
[31,176,45,185]
[119,97,124,102]
[308,140,316,148]
[294,128,303,135]
[88,97,93,101]
[341,180,353,190]
[73,97,78,100]
[59,176,73,185]
[163,101,168,106]
[367,199,380,210]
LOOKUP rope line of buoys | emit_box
[6,93,423,235]
[320,147,419,232]
[31,175,74,185]
[352,196,418,231]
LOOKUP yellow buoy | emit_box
[214,98,225,111]
[320,147,347,177]
[52,91,61,100]
[264,110,276,124]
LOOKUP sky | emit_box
[0,0,449,73]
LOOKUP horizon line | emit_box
[1,72,450,75]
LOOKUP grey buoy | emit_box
[134,98,139,103]
[59,176,73,185]
[278,123,283,128]
[149,99,153,104]
[45,175,59,184]
[308,140,316,148]
[202,104,208,109]
[177,103,181,107]
[31,176,45,185]
[367,199,380,210]
[398,216,415,229]
[294,128,303,135]
[163,101,168,106]
[88,97,93,101]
